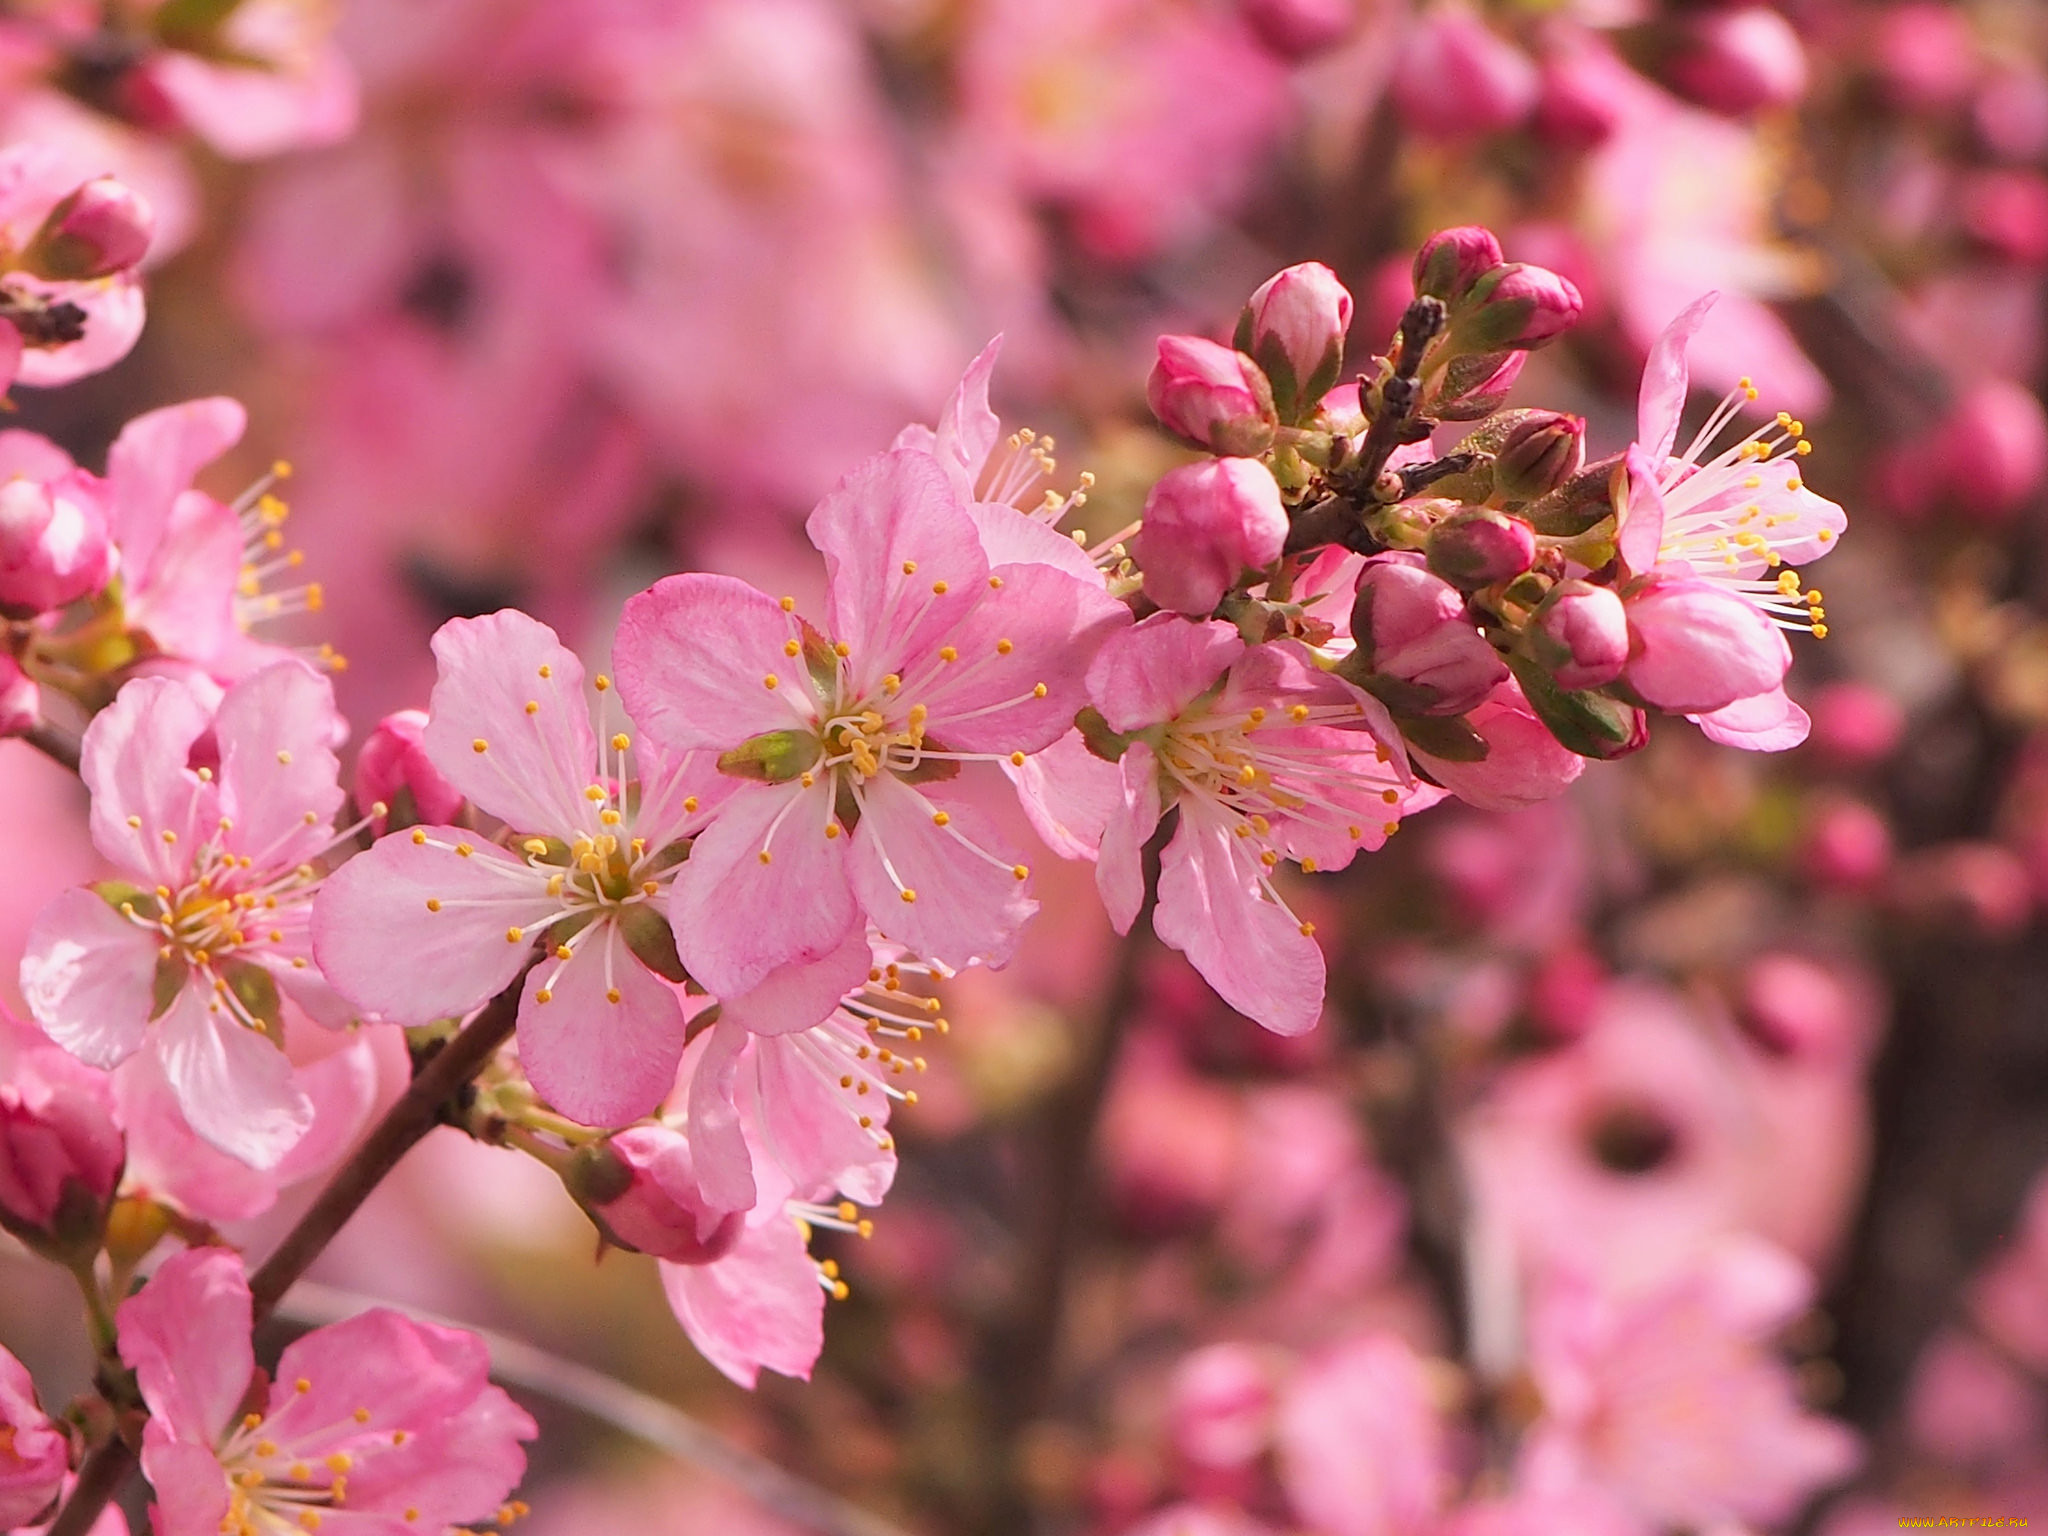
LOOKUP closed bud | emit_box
[0,1031,124,1264]
[1237,262,1353,422]
[1512,655,1648,761]
[0,1345,67,1530]
[1393,8,1538,140]
[1432,350,1525,422]
[1451,262,1584,351]
[1492,411,1585,501]
[1147,336,1278,457]
[1412,226,1505,303]
[357,709,465,830]
[1933,379,2048,523]
[1135,458,1289,616]
[1534,44,1622,149]
[0,470,112,617]
[1239,0,1354,59]
[1662,7,1810,117]
[22,177,154,282]
[571,1127,743,1264]
[1340,553,1508,716]
[1426,507,1535,589]
[1526,579,1629,691]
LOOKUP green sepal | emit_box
[1509,656,1644,761]
[150,955,186,1020]
[717,729,822,783]
[1397,711,1491,763]
[1076,706,1133,764]
[618,903,687,984]
[1523,457,1621,537]
[94,881,156,919]
[220,961,283,1035]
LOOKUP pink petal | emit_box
[312,832,557,1025]
[719,926,873,1038]
[1007,731,1122,862]
[686,1020,756,1215]
[1637,292,1718,461]
[0,428,76,480]
[1626,580,1788,714]
[137,1434,232,1536]
[1691,686,1811,752]
[1615,444,1667,577]
[123,492,242,668]
[1414,680,1587,812]
[20,887,160,1068]
[1087,613,1244,733]
[144,48,357,161]
[660,1212,826,1389]
[215,660,345,871]
[422,610,599,837]
[517,923,684,1127]
[910,335,1003,495]
[340,1382,534,1526]
[964,500,1105,583]
[14,274,144,388]
[848,776,1036,972]
[1154,800,1325,1036]
[116,1246,253,1447]
[614,572,822,752]
[113,1049,275,1223]
[807,449,987,697]
[79,672,218,884]
[153,986,312,1168]
[667,780,859,999]
[745,1020,897,1205]
[1098,741,1163,934]
[105,397,245,576]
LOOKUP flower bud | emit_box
[1147,336,1277,457]
[1432,350,1526,422]
[1492,410,1585,502]
[1865,2,1978,112]
[1412,226,1505,303]
[1237,262,1353,421]
[570,1127,743,1264]
[1975,63,2048,163]
[1239,0,1353,59]
[0,1033,123,1264]
[1961,169,2048,264]
[1341,553,1508,716]
[1167,1342,1277,1500]
[1801,797,1893,891]
[1135,458,1288,616]
[1662,7,1810,117]
[1392,8,1538,141]
[1527,579,1628,691]
[1933,379,2048,522]
[1450,262,1584,351]
[21,177,154,282]
[356,709,464,829]
[1624,575,1788,714]
[0,1346,67,1530]
[1425,507,1535,589]
[0,471,112,618]
[1534,43,1622,149]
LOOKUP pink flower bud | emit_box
[1452,262,1584,351]
[1135,459,1288,616]
[1808,682,1904,768]
[1433,349,1526,421]
[1167,1342,1277,1493]
[1534,44,1622,149]
[0,1346,67,1529]
[1866,2,1979,112]
[1239,0,1354,59]
[0,471,112,617]
[1393,8,1538,141]
[1932,379,2048,522]
[1147,336,1277,457]
[574,1126,742,1264]
[1426,508,1535,589]
[1624,575,1789,714]
[1662,7,1810,116]
[356,709,465,828]
[1961,169,2048,263]
[1492,410,1585,501]
[1238,262,1353,420]
[22,177,154,283]
[1801,797,1893,891]
[1738,953,1868,1063]
[0,1032,123,1262]
[1347,553,1508,716]
[1890,842,2033,939]
[1412,226,1503,304]
[1530,580,1629,691]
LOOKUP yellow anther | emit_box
[584,785,605,802]
[538,664,552,678]
[523,838,548,855]
[256,1439,278,1457]
[554,944,573,961]
[1811,623,1829,639]
[305,584,324,612]
[456,842,474,856]
[127,814,141,828]
[932,811,951,826]
[883,673,901,694]
[901,560,917,575]
[594,674,611,692]
[472,738,488,753]
[683,795,699,812]
[834,641,850,658]
[996,638,1014,655]
[1299,921,1316,936]
[606,987,622,1004]
[1289,704,1310,722]
[1011,864,1029,880]
[425,899,441,912]
[243,1414,264,1431]
[1384,820,1400,835]
[932,580,949,595]
[535,988,552,1004]
[1247,707,1267,725]
[900,888,918,903]
[295,1378,312,1394]
[825,823,842,839]
[783,639,800,657]
[939,646,958,663]
[600,808,621,825]
[1009,751,1026,766]
[352,1408,371,1424]
[1301,857,1319,873]
[325,1454,352,1473]
[764,674,779,689]
[162,829,177,844]
[410,828,428,845]
[299,1514,321,1532]
[1032,683,1047,697]
[780,595,796,612]
[988,575,1003,589]
[505,926,523,943]
[524,701,539,715]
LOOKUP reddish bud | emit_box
[1527,579,1629,691]
[1425,507,1535,589]
[1433,349,1526,421]
[0,1032,123,1263]
[1343,553,1508,716]
[0,470,112,617]
[1393,8,1538,140]
[1889,842,2033,940]
[573,1126,743,1264]
[1412,226,1505,303]
[1801,797,1893,891]
[1961,170,2048,264]
[1975,64,2048,163]
[1239,0,1354,59]
[1807,682,1904,768]
[1167,1342,1278,1499]
[22,177,154,282]
[1452,262,1584,351]
[1534,44,1622,150]
[1147,335,1277,457]
[357,709,465,829]
[1237,262,1353,421]
[1866,2,1979,112]
[1492,410,1585,501]
[1135,458,1288,616]
[1662,7,1810,116]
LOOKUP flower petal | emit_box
[153,986,312,1168]
[1615,444,1667,579]
[718,926,872,1038]
[116,1246,253,1447]
[660,1211,825,1389]
[137,1434,233,1536]
[20,887,160,1068]
[746,1020,897,1205]
[1007,730,1122,863]
[1087,613,1244,734]
[422,610,600,837]
[614,573,819,752]
[215,660,345,871]
[1098,741,1163,934]
[1637,292,1717,462]
[1691,686,1811,753]
[105,397,246,578]
[517,922,684,1127]
[79,672,218,883]
[965,500,1104,582]
[686,1019,756,1216]
[848,776,1036,972]
[1154,800,1325,1036]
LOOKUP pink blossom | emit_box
[1079,615,1429,1034]
[1239,0,1354,60]
[0,1009,123,1258]
[21,662,352,1167]
[1413,226,1506,303]
[0,454,113,617]
[1240,262,1353,419]
[1393,8,1538,141]
[0,144,147,392]
[578,1124,742,1263]
[117,1246,535,1536]
[1662,8,1811,117]
[22,177,155,283]
[1623,570,1790,715]
[314,610,726,1127]
[353,708,464,829]
[1348,553,1509,717]
[660,1202,831,1390]
[614,448,1128,999]
[138,0,360,159]
[1147,336,1278,458]
[1134,459,1288,615]
[1168,1343,1278,1487]
[0,1341,68,1529]
[1520,1241,1860,1528]
[1528,581,1629,692]
[1274,1333,1450,1536]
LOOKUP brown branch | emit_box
[42,1436,134,1536]
[21,717,81,773]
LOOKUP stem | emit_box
[43,1438,134,1536]
[22,717,81,773]
[71,1263,118,1357]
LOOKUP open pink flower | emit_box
[314,609,727,1127]
[614,447,1127,998]
[117,1246,535,1536]
[21,662,352,1168]
[1076,614,1431,1035]
[0,1340,68,1529]
[1274,1333,1450,1536]
[661,1199,830,1390]
[137,0,359,161]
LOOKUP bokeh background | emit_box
[4,0,2048,1530]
